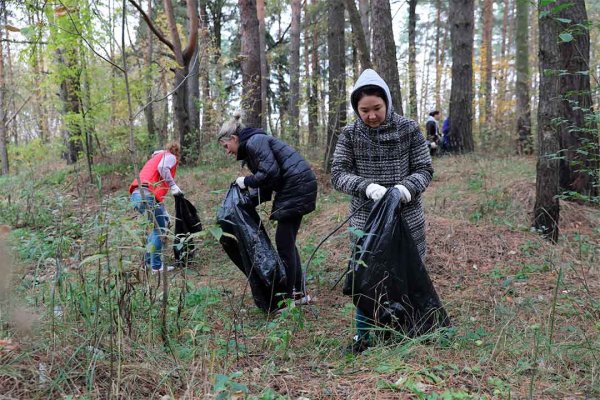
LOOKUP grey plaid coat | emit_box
[331,70,433,260]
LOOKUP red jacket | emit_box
[129,151,178,202]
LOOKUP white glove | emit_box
[365,183,387,201]
[394,184,412,203]
[236,176,246,189]
[171,184,182,196]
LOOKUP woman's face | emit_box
[357,95,387,128]
[220,136,239,156]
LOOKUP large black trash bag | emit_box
[217,184,287,312]
[174,194,203,267]
[343,188,450,337]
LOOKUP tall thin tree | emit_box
[324,0,345,172]
[408,0,418,121]
[288,0,302,144]
[515,0,532,154]
[448,0,475,152]
[479,0,493,130]
[533,0,562,242]
[344,0,372,71]
[0,0,7,174]
[239,0,262,127]
[371,0,403,115]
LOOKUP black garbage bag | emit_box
[174,194,203,267]
[343,188,450,337]
[217,184,287,312]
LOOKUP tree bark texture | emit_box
[515,0,532,154]
[324,0,345,172]
[533,0,562,242]
[257,0,268,128]
[448,0,474,152]
[344,0,372,71]
[408,0,418,121]
[371,0,403,115]
[308,0,320,146]
[239,0,262,128]
[0,1,8,175]
[143,0,156,143]
[479,0,493,129]
[288,0,301,144]
[555,0,598,198]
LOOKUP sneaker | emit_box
[345,335,370,355]
[151,264,175,274]
[294,294,312,306]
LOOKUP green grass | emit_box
[0,151,598,398]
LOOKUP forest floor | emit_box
[0,149,599,399]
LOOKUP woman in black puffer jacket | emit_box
[217,111,317,303]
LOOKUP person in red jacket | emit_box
[129,141,183,273]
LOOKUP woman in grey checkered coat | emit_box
[331,69,434,353]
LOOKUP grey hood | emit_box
[350,69,393,118]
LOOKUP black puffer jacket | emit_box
[237,128,317,221]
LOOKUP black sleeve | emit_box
[243,137,280,189]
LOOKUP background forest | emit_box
[0,0,599,398]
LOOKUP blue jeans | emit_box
[130,190,168,270]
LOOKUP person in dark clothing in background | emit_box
[217,111,317,306]
[425,110,442,156]
[441,117,451,151]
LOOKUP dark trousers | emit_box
[275,216,304,297]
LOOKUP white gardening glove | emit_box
[235,176,246,189]
[365,183,386,201]
[171,184,183,196]
[394,184,412,203]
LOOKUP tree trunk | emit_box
[0,1,8,175]
[187,1,201,149]
[515,0,531,154]
[143,0,156,143]
[199,0,213,139]
[533,0,562,242]
[371,0,403,115]
[479,0,493,130]
[434,0,442,110]
[324,0,345,172]
[408,0,418,121]
[239,0,262,128]
[256,0,267,128]
[288,0,301,145]
[448,0,474,152]
[556,0,598,199]
[344,0,372,71]
[358,0,370,54]
[308,0,319,146]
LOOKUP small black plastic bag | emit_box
[217,184,287,312]
[343,188,450,336]
[174,194,203,267]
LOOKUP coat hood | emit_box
[350,69,393,118]
[238,127,265,143]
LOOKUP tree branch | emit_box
[128,0,175,54]
[182,0,199,63]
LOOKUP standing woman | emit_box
[129,141,183,273]
[217,112,317,305]
[331,69,434,352]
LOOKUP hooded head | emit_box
[350,69,393,125]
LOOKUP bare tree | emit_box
[533,0,562,242]
[448,0,474,152]
[129,0,199,163]
[239,0,262,127]
[288,0,301,144]
[515,0,531,154]
[408,0,418,121]
[257,0,267,128]
[324,0,345,172]
[344,0,372,71]
[371,0,403,114]
[0,0,7,174]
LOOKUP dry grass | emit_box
[1,152,598,399]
